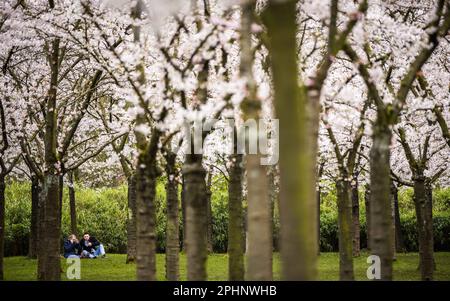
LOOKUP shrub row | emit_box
[4,180,450,255]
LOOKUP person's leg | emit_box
[81,250,93,258]
[67,254,79,259]
[94,244,106,257]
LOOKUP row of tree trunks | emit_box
[165,151,179,281]
[227,151,245,280]
[126,174,137,264]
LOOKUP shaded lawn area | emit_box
[4,252,450,281]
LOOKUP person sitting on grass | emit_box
[79,232,106,259]
[64,234,81,258]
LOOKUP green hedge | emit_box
[4,180,450,256]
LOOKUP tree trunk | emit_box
[136,156,157,281]
[126,174,137,264]
[205,172,213,253]
[183,156,207,280]
[0,176,5,280]
[68,172,77,236]
[263,0,317,280]
[336,179,354,280]
[28,175,40,259]
[316,163,325,255]
[316,161,325,255]
[267,166,278,252]
[245,155,272,280]
[165,152,179,281]
[413,177,434,280]
[389,182,396,260]
[38,174,61,281]
[240,0,272,281]
[228,153,244,280]
[58,174,64,230]
[131,0,157,280]
[369,123,394,280]
[38,37,61,281]
[181,175,186,252]
[425,184,435,272]
[364,184,371,251]
[351,178,360,257]
[392,184,404,253]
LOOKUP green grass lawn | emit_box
[4,252,450,281]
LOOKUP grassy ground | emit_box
[4,252,450,281]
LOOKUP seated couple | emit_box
[64,232,106,259]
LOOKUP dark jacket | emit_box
[79,236,100,253]
[63,240,80,258]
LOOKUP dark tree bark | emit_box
[205,171,213,253]
[425,184,435,272]
[397,127,436,280]
[228,152,244,280]
[433,104,450,147]
[317,162,324,254]
[387,180,396,261]
[391,183,405,253]
[0,175,5,280]
[135,157,157,280]
[268,166,278,252]
[336,179,355,280]
[126,174,137,264]
[183,155,207,280]
[131,0,162,281]
[351,178,360,257]
[165,151,179,281]
[181,175,186,252]
[364,184,371,251]
[28,175,41,259]
[58,173,64,230]
[38,36,61,281]
[369,124,394,280]
[413,177,434,280]
[68,172,77,236]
